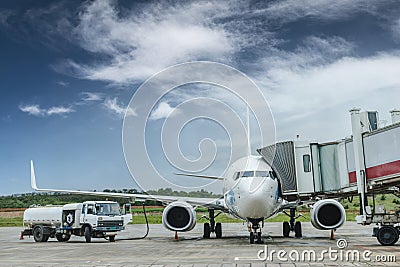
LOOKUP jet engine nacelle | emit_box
[310,199,346,230]
[162,201,196,232]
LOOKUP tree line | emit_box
[0,188,222,208]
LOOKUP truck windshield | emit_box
[95,203,121,216]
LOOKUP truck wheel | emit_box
[56,233,71,242]
[109,235,115,242]
[33,226,45,242]
[42,234,50,242]
[84,227,91,243]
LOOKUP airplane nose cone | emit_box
[235,177,279,219]
[249,177,265,193]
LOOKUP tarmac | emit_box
[0,222,399,266]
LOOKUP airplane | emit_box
[30,153,345,244]
[29,111,346,244]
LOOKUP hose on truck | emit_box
[105,203,149,241]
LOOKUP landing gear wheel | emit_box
[250,232,255,244]
[256,232,263,244]
[215,223,222,239]
[377,226,399,246]
[109,235,115,242]
[294,221,302,238]
[56,233,71,242]
[84,227,92,243]
[33,226,46,242]
[283,221,290,237]
[203,223,211,239]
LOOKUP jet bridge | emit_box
[257,109,400,245]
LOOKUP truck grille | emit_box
[97,220,123,227]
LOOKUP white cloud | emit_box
[19,104,45,116]
[19,104,74,117]
[46,106,74,116]
[258,45,400,117]
[81,92,103,101]
[149,102,180,121]
[256,0,387,23]
[57,0,239,83]
[104,97,136,117]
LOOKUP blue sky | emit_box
[1,0,400,195]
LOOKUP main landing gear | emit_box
[203,209,222,239]
[283,208,302,238]
[248,218,264,244]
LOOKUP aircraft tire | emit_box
[203,223,211,239]
[215,223,222,238]
[283,222,290,237]
[294,221,302,238]
[250,232,255,244]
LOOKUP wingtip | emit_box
[30,160,38,190]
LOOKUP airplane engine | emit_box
[310,199,346,230]
[162,201,196,232]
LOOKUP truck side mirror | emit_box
[122,204,131,215]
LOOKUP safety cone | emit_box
[19,232,24,240]
[330,229,335,240]
[174,231,179,241]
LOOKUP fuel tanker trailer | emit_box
[20,201,132,243]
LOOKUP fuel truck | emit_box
[20,201,132,243]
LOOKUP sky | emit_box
[1,0,400,195]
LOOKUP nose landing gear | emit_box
[248,219,264,244]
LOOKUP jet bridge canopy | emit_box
[257,110,400,199]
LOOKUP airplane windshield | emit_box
[234,171,271,180]
[95,203,121,216]
[242,171,254,177]
[255,171,269,177]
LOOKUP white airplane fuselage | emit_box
[222,155,283,221]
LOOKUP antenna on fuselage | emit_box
[246,105,251,156]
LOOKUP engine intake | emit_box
[310,199,346,230]
[162,201,196,232]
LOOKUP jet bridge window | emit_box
[303,154,311,173]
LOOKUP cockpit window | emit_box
[241,171,254,177]
[254,171,268,177]
[234,170,273,179]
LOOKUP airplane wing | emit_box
[174,173,224,180]
[30,161,226,210]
